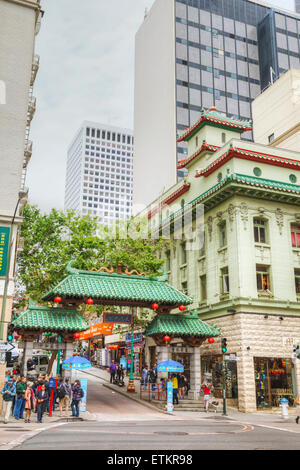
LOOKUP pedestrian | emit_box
[71,380,84,418]
[201,382,212,413]
[178,373,186,400]
[295,395,300,424]
[58,377,72,417]
[109,360,117,384]
[5,370,11,382]
[172,374,179,405]
[13,376,27,420]
[24,382,35,423]
[1,378,16,424]
[36,384,49,423]
[26,358,36,372]
[141,365,149,390]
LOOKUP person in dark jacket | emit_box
[71,380,84,418]
[36,384,49,423]
[1,379,16,424]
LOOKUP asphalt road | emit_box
[11,372,300,451]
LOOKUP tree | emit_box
[17,205,170,307]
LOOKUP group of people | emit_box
[108,360,125,384]
[1,371,84,425]
[160,372,190,404]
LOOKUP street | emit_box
[10,370,300,451]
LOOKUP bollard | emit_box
[280,398,289,419]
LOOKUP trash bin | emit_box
[280,398,289,419]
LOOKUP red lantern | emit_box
[163,335,171,344]
[86,298,94,305]
[152,303,159,311]
[179,305,186,312]
[73,332,80,339]
[208,337,215,344]
[54,296,62,304]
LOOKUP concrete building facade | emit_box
[138,107,300,412]
[134,0,300,209]
[65,122,133,226]
[0,0,42,392]
[252,68,300,152]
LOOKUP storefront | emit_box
[254,357,295,408]
[171,352,191,383]
[201,355,238,400]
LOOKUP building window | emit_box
[256,265,270,292]
[181,241,187,265]
[254,219,268,244]
[291,225,300,248]
[253,167,262,177]
[268,133,275,143]
[220,267,229,295]
[200,275,207,302]
[219,222,227,248]
[295,269,300,296]
[199,232,205,257]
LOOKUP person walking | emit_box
[109,360,117,384]
[36,384,49,423]
[71,380,84,418]
[13,376,27,420]
[201,382,212,413]
[1,378,16,424]
[141,365,149,390]
[178,373,186,400]
[58,378,72,417]
[24,383,35,423]
[172,374,179,405]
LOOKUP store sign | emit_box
[103,312,132,324]
[125,332,143,344]
[0,227,10,277]
[283,337,300,348]
[79,322,114,340]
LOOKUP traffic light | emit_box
[6,323,14,342]
[221,338,227,354]
[293,344,300,360]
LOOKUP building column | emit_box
[22,341,34,376]
[237,353,256,412]
[189,348,201,400]
[62,342,74,380]
[293,358,300,399]
[156,346,169,381]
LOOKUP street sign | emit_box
[0,342,14,353]
[0,227,10,277]
[224,355,240,361]
[103,312,132,324]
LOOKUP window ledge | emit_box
[258,291,274,298]
[218,246,227,253]
[254,243,270,248]
[219,293,229,300]
[199,301,207,307]
[198,256,206,261]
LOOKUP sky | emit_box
[27,0,295,212]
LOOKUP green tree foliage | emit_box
[17,205,169,304]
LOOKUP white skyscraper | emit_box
[64,121,133,226]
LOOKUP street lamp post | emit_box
[0,189,28,341]
[127,308,137,393]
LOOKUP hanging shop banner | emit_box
[79,323,114,341]
[125,342,145,351]
[0,227,10,277]
[103,312,132,324]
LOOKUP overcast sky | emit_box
[27,0,295,212]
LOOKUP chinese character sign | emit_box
[0,227,10,277]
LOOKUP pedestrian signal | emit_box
[222,337,227,354]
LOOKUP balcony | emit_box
[27,96,36,125]
[23,140,33,168]
[30,54,40,86]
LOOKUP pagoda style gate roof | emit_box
[145,311,220,347]
[42,262,193,313]
[13,305,89,342]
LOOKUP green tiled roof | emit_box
[14,306,89,332]
[145,312,220,337]
[43,267,193,307]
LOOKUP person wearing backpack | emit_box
[71,380,84,418]
[58,378,72,417]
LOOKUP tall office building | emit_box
[64,122,134,226]
[296,0,300,15]
[134,0,300,208]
